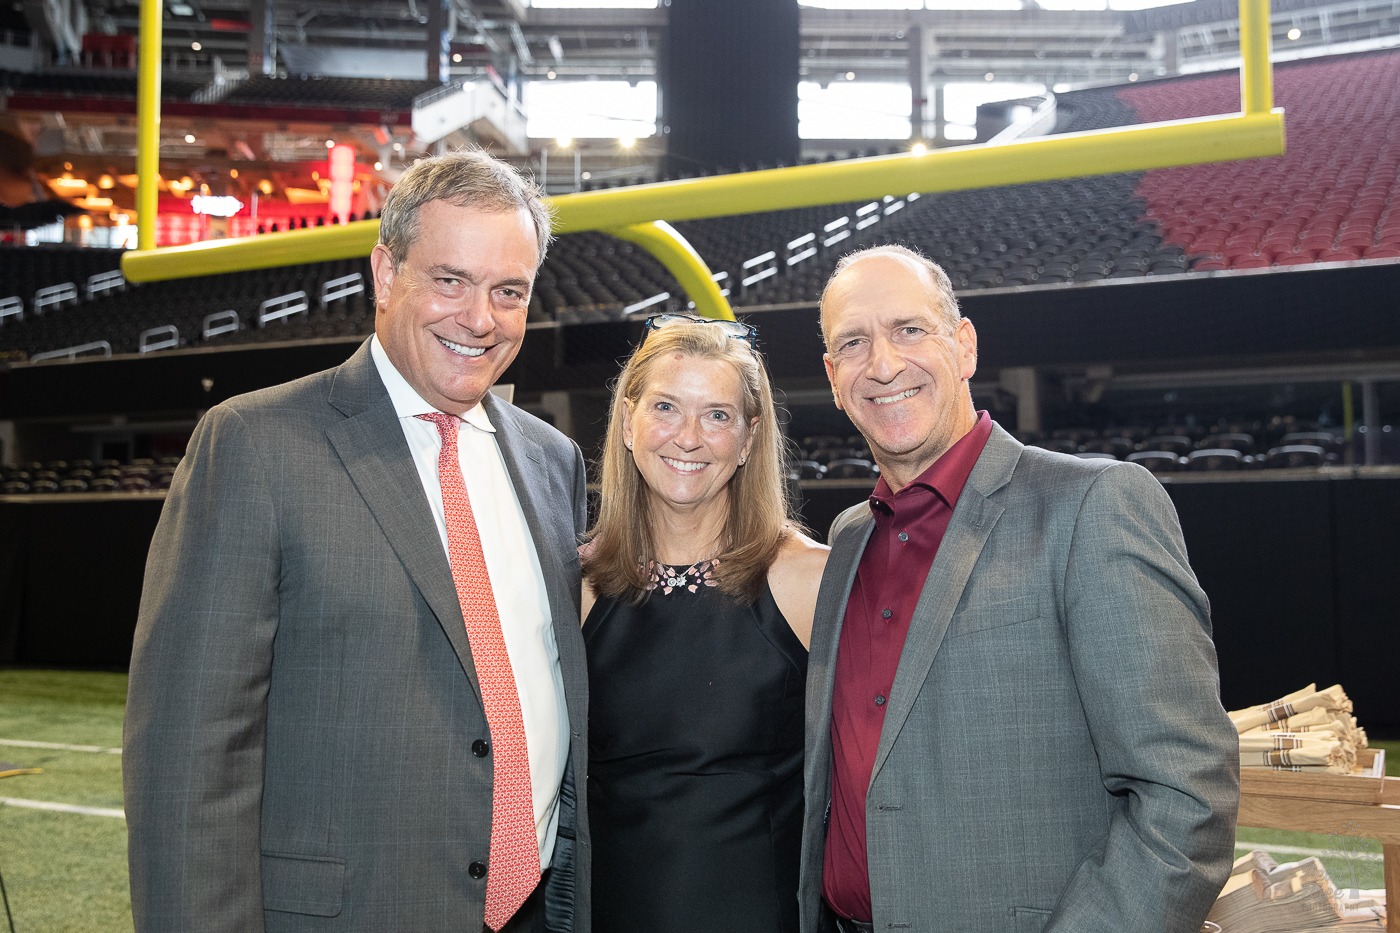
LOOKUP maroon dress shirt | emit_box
[822,412,993,921]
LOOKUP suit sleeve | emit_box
[123,404,280,933]
[1046,463,1239,933]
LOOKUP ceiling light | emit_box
[373,161,383,171]
[191,41,202,51]
[184,134,196,144]
[845,71,855,81]
[547,70,557,80]
[452,53,462,63]
[97,174,116,189]
[910,142,928,156]
[556,136,573,149]
[1287,27,1302,40]
[48,176,88,194]
[984,72,995,81]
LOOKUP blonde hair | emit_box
[583,321,795,604]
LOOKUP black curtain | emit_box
[660,0,800,177]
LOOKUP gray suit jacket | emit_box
[124,339,591,933]
[799,423,1238,933]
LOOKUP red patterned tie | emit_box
[418,412,540,931]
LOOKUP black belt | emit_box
[822,900,875,933]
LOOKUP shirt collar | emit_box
[369,334,495,434]
[869,410,993,514]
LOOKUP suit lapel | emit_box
[868,425,1023,785]
[483,394,589,739]
[482,394,571,622]
[325,341,481,695]
[806,508,875,800]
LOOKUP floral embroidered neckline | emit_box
[646,558,720,595]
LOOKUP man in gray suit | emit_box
[800,245,1239,933]
[124,151,590,933]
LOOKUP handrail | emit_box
[33,282,78,315]
[0,296,23,324]
[87,269,126,299]
[202,309,240,338]
[29,341,113,363]
[258,290,309,327]
[139,325,180,353]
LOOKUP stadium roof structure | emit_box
[37,0,1396,87]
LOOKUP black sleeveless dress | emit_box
[584,560,807,933]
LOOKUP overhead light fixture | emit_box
[184,133,196,144]
[48,175,89,194]
[1287,27,1302,40]
[910,142,928,156]
[191,41,202,51]
[97,174,116,189]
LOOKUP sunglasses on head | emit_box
[642,313,758,347]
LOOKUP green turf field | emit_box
[0,668,1394,932]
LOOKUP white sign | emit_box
[191,195,245,218]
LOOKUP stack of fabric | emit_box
[1207,851,1386,931]
[1229,684,1368,773]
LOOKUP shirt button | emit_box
[881,608,892,620]
[898,531,909,542]
[874,694,887,707]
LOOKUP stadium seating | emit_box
[4,48,1400,360]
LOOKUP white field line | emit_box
[0,738,121,754]
[1235,840,1384,862]
[0,737,126,818]
[0,797,126,819]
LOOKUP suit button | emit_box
[472,739,490,757]
[874,694,887,707]
[469,861,487,879]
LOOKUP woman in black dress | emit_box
[581,314,829,933]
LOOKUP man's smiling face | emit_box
[822,254,979,490]
[371,198,539,415]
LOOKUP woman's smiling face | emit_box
[623,352,756,516]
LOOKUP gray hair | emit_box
[819,244,961,346]
[377,149,554,267]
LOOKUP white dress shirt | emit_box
[370,335,568,870]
